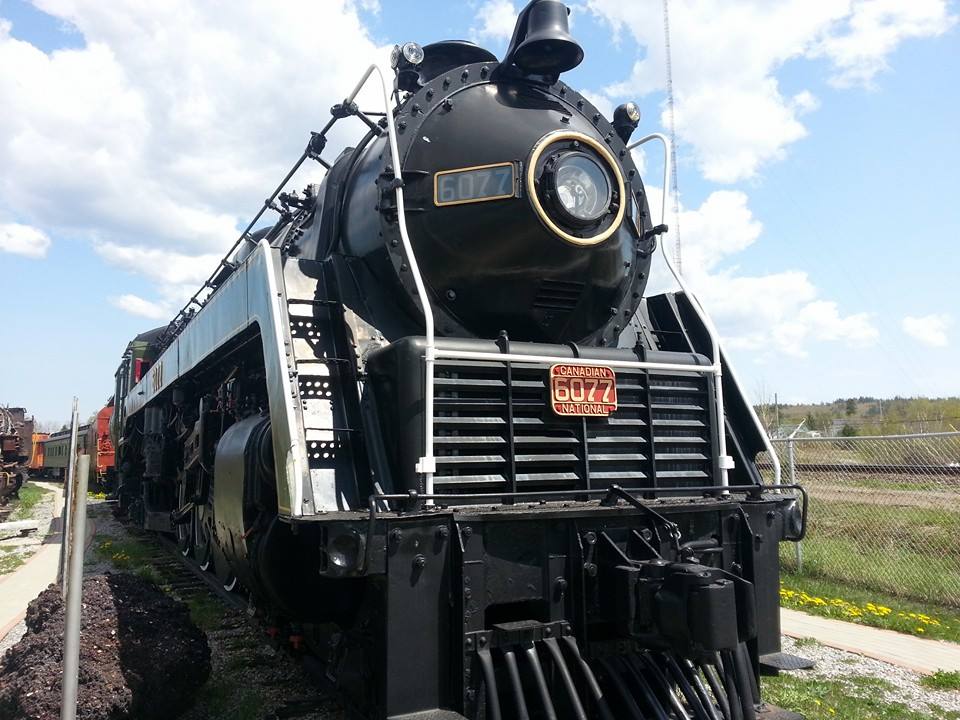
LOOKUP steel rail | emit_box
[771,430,960,443]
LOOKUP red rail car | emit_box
[86,402,116,491]
[28,432,49,474]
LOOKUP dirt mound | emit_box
[0,573,210,720]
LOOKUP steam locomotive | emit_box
[110,2,806,718]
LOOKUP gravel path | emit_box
[0,481,62,654]
[0,481,60,571]
[781,635,960,713]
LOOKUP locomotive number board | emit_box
[434,162,516,206]
[549,364,618,417]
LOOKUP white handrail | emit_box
[348,65,438,500]
[627,133,781,485]
[357,55,779,493]
[433,349,714,375]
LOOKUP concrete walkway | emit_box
[781,607,960,674]
[0,483,65,641]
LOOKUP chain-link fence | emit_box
[757,432,960,607]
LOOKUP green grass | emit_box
[0,547,25,575]
[782,496,960,606]
[93,535,156,571]
[92,533,226,631]
[764,673,960,720]
[185,592,228,632]
[192,677,265,720]
[781,572,960,643]
[9,482,52,521]
[921,670,960,691]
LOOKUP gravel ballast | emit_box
[779,635,960,714]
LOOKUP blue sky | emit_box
[0,0,957,425]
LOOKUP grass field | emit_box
[9,482,52,521]
[92,534,228,632]
[781,572,960,643]
[763,673,960,720]
[0,547,25,574]
[781,495,960,607]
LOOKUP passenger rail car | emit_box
[110,3,806,718]
[40,424,89,481]
[37,402,115,489]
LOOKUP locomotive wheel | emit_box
[213,545,237,592]
[195,510,213,571]
[177,521,192,557]
[175,478,193,557]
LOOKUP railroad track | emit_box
[111,523,341,720]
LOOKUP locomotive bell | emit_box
[503,0,583,76]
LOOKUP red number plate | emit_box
[549,364,618,417]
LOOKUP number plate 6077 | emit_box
[549,364,618,417]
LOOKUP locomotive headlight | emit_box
[401,41,424,65]
[552,153,612,223]
[391,42,424,69]
[527,130,626,246]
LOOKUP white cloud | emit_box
[645,188,878,357]
[473,0,518,42]
[814,0,956,88]
[586,0,955,182]
[902,313,950,347]
[109,293,171,321]
[94,242,221,287]
[0,222,51,258]
[0,1,386,290]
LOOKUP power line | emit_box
[662,0,682,274]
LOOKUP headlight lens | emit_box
[553,153,611,223]
[401,41,424,65]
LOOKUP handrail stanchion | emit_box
[347,63,783,499]
[347,64,438,502]
[60,453,89,720]
[59,397,80,594]
[627,133,782,488]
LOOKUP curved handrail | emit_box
[627,134,781,485]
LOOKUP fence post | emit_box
[60,453,89,720]
[59,398,80,596]
[787,438,803,572]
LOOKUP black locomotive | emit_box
[110,2,806,718]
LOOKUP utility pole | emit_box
[662,0,681,274]
[774,392,780,433]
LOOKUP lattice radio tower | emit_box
[663,0,682,274]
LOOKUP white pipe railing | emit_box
[59,397,80,594]
[628,133,780,485]
[432,350,714,375]
[60,453,89,720]
[347,65,438,499]
[354,58,780,494]
[629,133,730,486]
